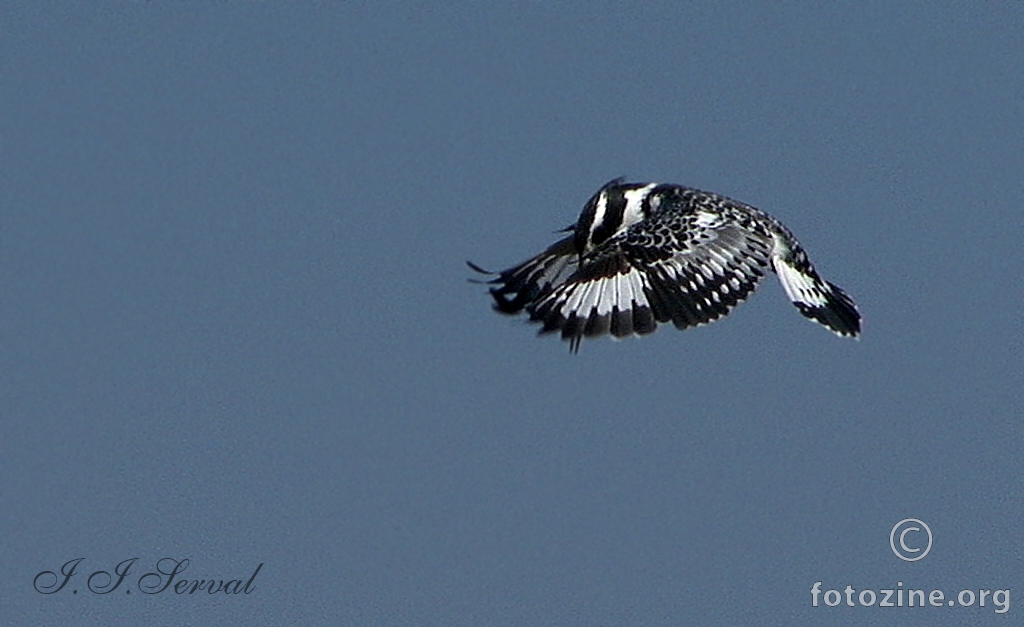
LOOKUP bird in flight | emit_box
[469,178,861,353]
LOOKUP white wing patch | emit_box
[553,266,649,319]
[528,261,658,351]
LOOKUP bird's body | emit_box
[470,179,861,352]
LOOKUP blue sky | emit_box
[3,3,1022,625]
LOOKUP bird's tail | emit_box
[467,236,578,315]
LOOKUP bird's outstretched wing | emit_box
[527,210,773,352]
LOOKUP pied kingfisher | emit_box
[469,178,861,353]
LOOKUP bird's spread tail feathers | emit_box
[467,236,578,315]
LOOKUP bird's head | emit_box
[573,178,660,258]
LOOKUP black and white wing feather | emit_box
[528,209,773,352]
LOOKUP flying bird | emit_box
[469,178,861,352]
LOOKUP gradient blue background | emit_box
[3,3,1022,625]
